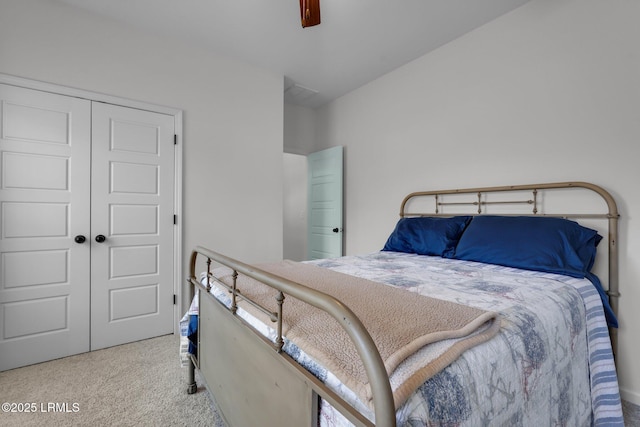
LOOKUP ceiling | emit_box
[55,0,530,108]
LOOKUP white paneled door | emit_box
[0,84,91,370]
[0,84,176,370]
[90,102,175,350]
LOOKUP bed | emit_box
[183,181,623,426]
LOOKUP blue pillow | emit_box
[453,216,601,278]
[382,216,471,258]
[453,216,617,328]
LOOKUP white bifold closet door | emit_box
[0,84,175,371]
[90,102,175,350]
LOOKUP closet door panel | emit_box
[0,84,91,371]
[90,102,175,350]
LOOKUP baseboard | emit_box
[620,386,640,406]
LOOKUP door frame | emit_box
[0,73,184,334]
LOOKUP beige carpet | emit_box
[0,334,224,427]
[624,399,640,427]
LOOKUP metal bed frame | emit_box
[186,181,620,427]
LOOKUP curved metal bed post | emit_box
[399,181,620,358]
[189,246,397,427]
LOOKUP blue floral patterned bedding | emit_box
[310,252,623,426]
[198,251,623,426]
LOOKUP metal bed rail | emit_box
[187,246,397,427]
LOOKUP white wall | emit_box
[314,0,640,405]
[283,103,316,260]
[283,153,308,261]
[284,103,316,155]
[0,0,284,310]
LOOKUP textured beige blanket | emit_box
[214,260,500,409]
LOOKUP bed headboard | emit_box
[399,181,620,357]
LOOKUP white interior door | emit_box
[307,146,343,260]
[0,84,91,371]
[90,102,175,350]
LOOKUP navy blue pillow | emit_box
[453,216,602,278]
[382,216,471,258]
[453,216,618,328]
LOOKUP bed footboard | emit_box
[186,246,396,427]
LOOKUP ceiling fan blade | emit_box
[300,0,321,28]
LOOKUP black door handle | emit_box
[95,234,106,243]
[74,235,86,244]
[332,228,339,233]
